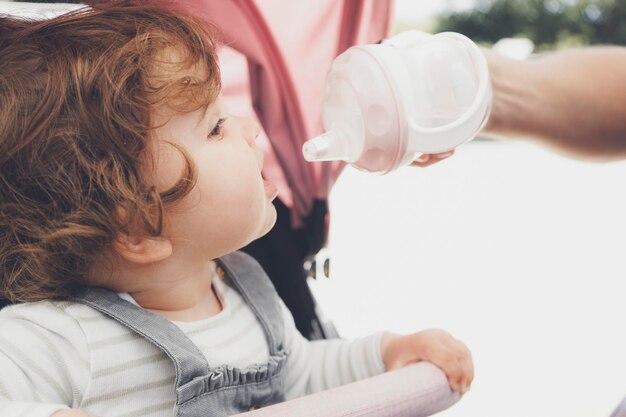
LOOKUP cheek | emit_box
[163,145,270,255]
[191,160,265,227]
[152,143,189,194]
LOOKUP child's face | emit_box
[151,94,278,261]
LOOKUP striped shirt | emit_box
[0,277,384,417]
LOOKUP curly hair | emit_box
[0,2,221,303]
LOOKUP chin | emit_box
[258,209,277,238]
[236,210,277,250]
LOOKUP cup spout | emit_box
[302,130,351,162]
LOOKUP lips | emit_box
[263,179,278,200]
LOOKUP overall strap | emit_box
[76,288,211,389]
[216,251,285,355]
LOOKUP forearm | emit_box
[284,331,385,398]
[483,47,626,161]
[306,333,385,393]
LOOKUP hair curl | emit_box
[0,1,221,303]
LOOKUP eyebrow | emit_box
[197,95,226,128]
[196,104,213,129]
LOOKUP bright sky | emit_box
[394,0,478,22]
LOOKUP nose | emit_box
[238,116,261,146]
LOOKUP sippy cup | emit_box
[302,30,491,174]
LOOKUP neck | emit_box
[92,253,223,321]
[132,265,223,321]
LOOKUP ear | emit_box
[113,233,173,264]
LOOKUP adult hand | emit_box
[410,150,455,168]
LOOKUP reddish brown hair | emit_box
[0,2,221,302]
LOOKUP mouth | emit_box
[263,180,278,200]
[262,175,278,200]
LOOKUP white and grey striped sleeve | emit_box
[281,301,385,399]
[0,303,91,417]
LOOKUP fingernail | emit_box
[435,151,454,159]
[416,155,429,163]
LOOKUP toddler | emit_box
[0,3,473,417]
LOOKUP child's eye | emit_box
[208,118,227,140]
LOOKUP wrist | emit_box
[380,332,398,371]
[381,332,423,371]
[482,49,538,138]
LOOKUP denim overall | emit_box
[76,251,289,417]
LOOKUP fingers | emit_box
[410,150,455,168]
[462,347,474,394]
[445,339,473,395]
[417,330,472,395]
[386,329,474,395]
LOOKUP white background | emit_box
[311,140,626,417]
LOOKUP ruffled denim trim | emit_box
[177,351,288,404]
